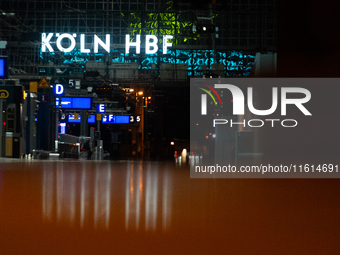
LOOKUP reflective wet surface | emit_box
[0,159,339,254]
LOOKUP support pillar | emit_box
[80,110,87,137]
[0,100,4,157]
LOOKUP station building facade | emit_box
[0,0,277,159]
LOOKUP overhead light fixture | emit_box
[197,24,215,33]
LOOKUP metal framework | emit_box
[0,0,277,81]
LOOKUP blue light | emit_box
[88,115,96,123]
[59,123,66,134]
[115,115,129,124]
[0,57,8,79]
[68,114,81,123]
[73,98,91,109]
[41,49,255,77]
[60,97,92,109]
[0,59,4,77]
[68,114,95,123]
[102,115,130,124]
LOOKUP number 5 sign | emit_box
[68,79,80,89]
[68,79,75,88]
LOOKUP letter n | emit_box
[214,84,244,115]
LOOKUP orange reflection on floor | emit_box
[0,160,339,254]
[41,161,172,232]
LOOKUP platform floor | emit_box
[0,159,339,254]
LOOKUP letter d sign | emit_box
[53,84,65,96]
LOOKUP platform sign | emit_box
[53,84,64,96]
[68,114,80,123]
[96,104,105,113]
[38,77,50,88]
[88,115,95,123]
[102,115,130,124]
[129,115,141,123]
[60,97,92,109]
[0,57,8,79]
[68,114,95,123]
[68,79,75,88]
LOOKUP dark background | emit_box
[274,0,340,162]
[277,0,340,77]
